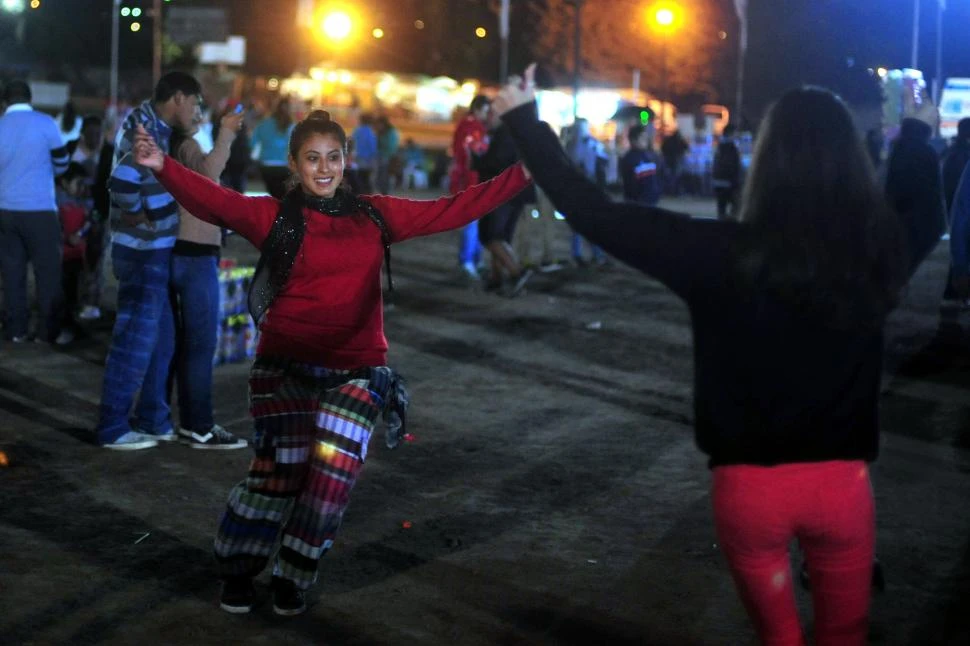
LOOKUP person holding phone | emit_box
[166,101,247,449]
[493,65,942,645]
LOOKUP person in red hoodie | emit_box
[131,109,530,617]
[55,162,91,345]
[450,95,492,278]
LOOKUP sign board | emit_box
[166,7,229,46]
[198,36,246,66]
[28,81,70,110]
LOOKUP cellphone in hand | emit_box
[233,103,244,115]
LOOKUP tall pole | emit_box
[911,0,920,70]
[572,0,583,120]
[110,0,120,119]
[660,40,667,137]
[734,0,748,127]
[152,0,162,87]
[934,0,944,105]
[499,0,510,84]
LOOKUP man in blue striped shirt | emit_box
[96,71,203,450]
[0,80,70,344]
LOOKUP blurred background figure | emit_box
[212,102,252,194]
[401,138,428,190]
[712,124,743,220]
[251,98,293,199]
[450,95,491,279]
[351,113,378,193]
[376,115,400,193]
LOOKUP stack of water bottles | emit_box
[215,260,258,366]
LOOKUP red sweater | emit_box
[156,156,530,368]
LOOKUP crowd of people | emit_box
[0,60,965,644]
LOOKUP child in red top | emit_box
[55,162,91,344]
[132,110,530,616]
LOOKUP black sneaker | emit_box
[271,576,307,616]
[220,577,255,614]
[179,424,248,450]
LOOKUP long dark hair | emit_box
[735,87,907,329]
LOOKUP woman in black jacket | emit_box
[493,66,942,645]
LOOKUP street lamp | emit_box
[321,10,353,42]
[647,1,684,136]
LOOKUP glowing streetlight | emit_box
[372,27,384,39]
[321,10,352,41]
[29,0,39,9]
[475,26,487,38]
[648,1,684,34]
[646,2,685,136]
[877,67,888,79]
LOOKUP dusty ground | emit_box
[1,193,969,645]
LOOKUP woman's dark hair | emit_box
[288,109,347,159]
[60,101,77,133]
[284,110,349,192]
[273,99,293,132]
[735,86,907,329]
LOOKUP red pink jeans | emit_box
[712,460,875,646]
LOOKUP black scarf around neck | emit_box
[247,187,393,325]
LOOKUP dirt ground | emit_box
[1,194,969,645]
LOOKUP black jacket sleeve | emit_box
[502,102,726,298]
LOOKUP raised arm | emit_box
[46,119,69,177]
[365,163,530,242]
[497,90,707,296]
[133,125,276,246]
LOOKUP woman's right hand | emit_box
[133,124,165,171]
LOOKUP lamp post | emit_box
[110,0,120,120]
[566,0,584,121]
[648,2,683,137]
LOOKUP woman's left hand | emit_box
[492,63,538,119]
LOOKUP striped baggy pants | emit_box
[213,356,385,589]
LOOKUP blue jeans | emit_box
[96,247,174,444]
[169,254,219,432]
[458,221,482,266]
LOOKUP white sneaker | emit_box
[78,306,102,321]
[103,431,159,451]
[55,329,75,346]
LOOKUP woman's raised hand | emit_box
[492,63,538,119]
[133,124,165,171]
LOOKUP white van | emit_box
[939,78,970,139]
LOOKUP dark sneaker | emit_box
[220,577,255,614]
[179,424,247,450]
[271,576,307,616]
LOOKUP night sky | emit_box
[3,0,970,118]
